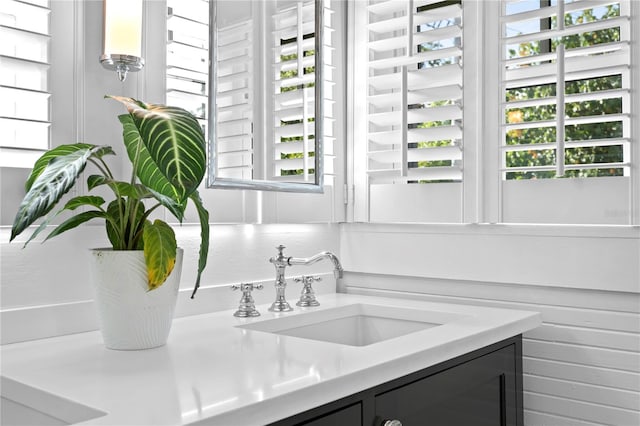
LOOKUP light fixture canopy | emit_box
[100,0,144,82]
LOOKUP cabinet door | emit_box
[270,402,363,426]
[297,403,362,426]
[375,345,517,426]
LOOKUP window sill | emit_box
[342,222,640,239]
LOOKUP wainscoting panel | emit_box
[339,272,640,426]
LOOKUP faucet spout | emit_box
[268,246,343,313]
[288,251,344,279]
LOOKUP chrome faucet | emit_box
[268,245,343,312]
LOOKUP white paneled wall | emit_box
[340,223,640,426]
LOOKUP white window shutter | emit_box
[214,18,254,180]
[501,0,631,180]
[0,0,51,168]
[271,0,334,184]
[499,0,634,224]
[354,0,464,223]
[366,0,463,185]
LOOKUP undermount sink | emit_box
[237,303,468,346]
[0,376,106,426]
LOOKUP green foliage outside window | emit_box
[505,4,624,180]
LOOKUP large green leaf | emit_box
[108,96,206,204]
[19,196,104,247]
[63,196,106,211]
[147,188,186,223]
[143,220,177,291]
[189,190,209,298]
[26,144,88,191]
[117,114,182,199]
[115,114,186,221]
[44,211,106,242]
[10,147,101,241]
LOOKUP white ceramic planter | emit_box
[89,248,183,350]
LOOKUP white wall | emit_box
[1,223,340,344]
[340,222,640,426]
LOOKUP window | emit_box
[351,0,637,225]
[353,0,465,223]
[499,0,634,224]
[0,0,51,169]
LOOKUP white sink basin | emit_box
[0,376,106,426]
[237,304,468,346]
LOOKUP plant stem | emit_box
[98,157,115,179]
[89,158,126,249]
[88,159,110,178]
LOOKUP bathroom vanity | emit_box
[272,335,521,426]
[0,293,540,425]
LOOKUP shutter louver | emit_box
[501,0,631,180]
[366,0,463,185]
[215,18,254,180]
[0,0,51,168]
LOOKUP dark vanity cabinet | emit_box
[271,335,523,426]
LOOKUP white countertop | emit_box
[1,293,541,425]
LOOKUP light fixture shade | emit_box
[100,0,144,81]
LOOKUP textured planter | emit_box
[89,248,183,350]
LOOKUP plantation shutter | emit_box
[214,17,254,180]
[166,0,209,142]
[366,0,463,185]
[354,0,465,223]
[501,0,631,180]
[0,0,51,168]
[271,0,334,184]
[499,0,633,224]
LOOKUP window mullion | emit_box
[401,65,408,177]
[556,42,565,177]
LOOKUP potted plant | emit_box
[9,96,210,350]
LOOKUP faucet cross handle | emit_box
[231,282,263,292]
[295,275,322,307]
[294,276,322,284]
[231,282,263,317]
